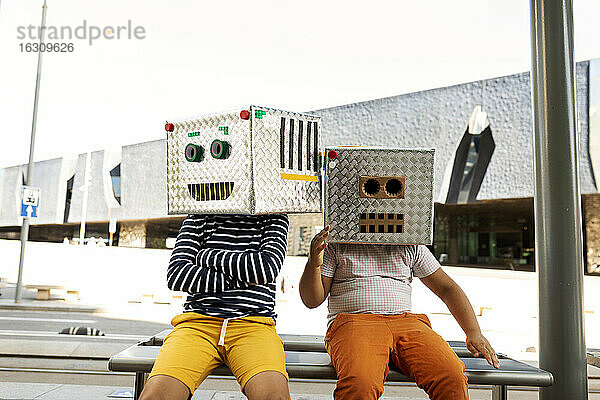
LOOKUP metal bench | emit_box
[109,329,552,400]
[588,350,600,369]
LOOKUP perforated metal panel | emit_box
[167,106,321,215]
[324,147,434,244]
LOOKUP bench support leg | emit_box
[492,385,507,400]
[134,372,147,400]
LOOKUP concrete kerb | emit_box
[0,283,103,313]
[0,298,103,313]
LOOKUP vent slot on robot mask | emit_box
[359,213,404,234]
[279,118,319,172]
[188,182,234,201]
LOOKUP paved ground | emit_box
[2,381,580,400]
[0,382,435,400]
[0,284,173,334]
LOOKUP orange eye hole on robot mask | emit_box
[363,179,380,196]
[359,176,405,199]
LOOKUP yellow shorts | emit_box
[148,312,288,394]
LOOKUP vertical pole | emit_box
[134,372,147,400]
[529,0,588,398]
[15,0,48,303]
[108,207,113,246]
[79,152,91,245]
[491,385,507,400]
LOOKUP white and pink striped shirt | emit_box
[321,244,440,326]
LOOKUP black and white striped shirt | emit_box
[167,214,289,319]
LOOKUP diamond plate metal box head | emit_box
[167,106,321,215]
[324,147,435,244]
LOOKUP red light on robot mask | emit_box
[165,123,174,132]
[240,110,251,120]
[328,150,338,160]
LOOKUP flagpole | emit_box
[15,0,48,302]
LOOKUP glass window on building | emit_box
[63,175,74,223]
[433,198,534,271]
[110,164,121,205]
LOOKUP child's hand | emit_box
[466,331,500,368]
[308,226,330,268]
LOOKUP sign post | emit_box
[15,185,42,302]
[15,0,47,303]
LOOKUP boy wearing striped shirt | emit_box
[300,227,499,400]
[140,213,291,400]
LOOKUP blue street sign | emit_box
[21,186,40,218]
[20,204,38,218]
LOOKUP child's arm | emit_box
[420,265,500,368]
[196,214,289,285]
[167,215,245,293]
[299,226,334,308]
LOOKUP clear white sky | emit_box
[0,0,599,168]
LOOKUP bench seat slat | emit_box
[588,352,600,368]
[108,343,553,387]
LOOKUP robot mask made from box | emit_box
[167,106,321,215]
[324,147,435,244]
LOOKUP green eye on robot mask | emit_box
[185,143,204,162]
[211,139,230,159]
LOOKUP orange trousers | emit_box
[325,313,468,400]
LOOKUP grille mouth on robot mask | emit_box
[188,182,234,201]
[359,212,404,233]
